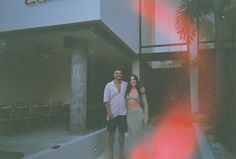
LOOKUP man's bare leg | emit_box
[109,131,115,159]
[119,130,125,159]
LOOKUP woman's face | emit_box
[130,76,137,87]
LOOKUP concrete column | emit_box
[68,40,88,134]
[189,36,199,114]
[132,56,140,79]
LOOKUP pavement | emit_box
[97,117,201,159]
[2,95,233,159]
[0,121,202,159]
[0,125,78,158]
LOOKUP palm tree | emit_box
[175,0,214,44]
[175,0,236,152]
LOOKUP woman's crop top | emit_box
[126,95,140,101]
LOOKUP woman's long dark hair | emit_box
[126,74,142,98]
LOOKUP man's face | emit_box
[113,70,123,80]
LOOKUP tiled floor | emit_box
[0,97,205,159]
[0,126,79,157]
[0,118,202,159]
[97,118,201,159]
[97,100,201,159]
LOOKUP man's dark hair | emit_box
[113,67,123,73]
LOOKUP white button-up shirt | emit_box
[103,80,127,118]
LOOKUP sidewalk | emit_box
[195,122,234,159]
[0,125,78,158]
[97,116,200,159]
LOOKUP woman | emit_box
[126,74,149,143]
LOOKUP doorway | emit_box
[142,53,190,118]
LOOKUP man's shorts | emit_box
[107,115,127,132]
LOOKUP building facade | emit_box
[0,0,218,134]
[0,0,141,134]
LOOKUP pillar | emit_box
[132,56,140,79]
[66,37,88,134]
[189,35,199,114]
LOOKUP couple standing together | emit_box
[103,68,149,159]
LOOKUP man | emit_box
[103,68,128,159]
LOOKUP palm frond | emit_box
[175,0,196,44]
[175,0,214,44]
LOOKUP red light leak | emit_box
[133,0,186,53]
[129,97,197,159]
[134,0,156,25]
[133,0,214,48]
[130,1,217,157]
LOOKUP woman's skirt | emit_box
[127,106,144,142]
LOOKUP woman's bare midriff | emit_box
[127,100,141,110]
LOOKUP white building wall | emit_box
[150,0,215,53]
[140,0,188,53]
[100,0,139,53]
[141,0,156,46]
[155,0,182,45]
[0,0,100,32]
[0,0,139,54]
